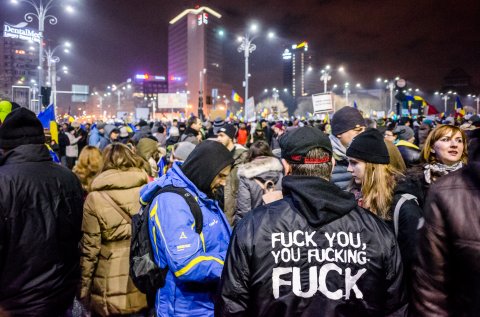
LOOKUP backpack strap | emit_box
[99,191,132,224]
[393,193,418,237]
[145,185,203,234]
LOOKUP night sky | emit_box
[1,0,479,99]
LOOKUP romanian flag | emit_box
[414,95,427,106]
[232,90,244,104]
[455,96,465,116]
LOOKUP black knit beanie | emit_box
[331,106,365,136]
[0,107,45,150]
[346,128,389,164]
[181,140,234,196]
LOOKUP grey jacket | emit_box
[329,134,352,190]
[234,156,283,225]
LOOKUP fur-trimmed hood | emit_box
[237,156,283,179]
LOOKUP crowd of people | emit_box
[0,99,479,317]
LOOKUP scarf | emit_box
[424,162,463,184]
[329,134,347,161]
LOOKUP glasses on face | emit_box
[384,133,394,138]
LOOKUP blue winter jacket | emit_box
[140,162,232,317]
[88,128,109,150]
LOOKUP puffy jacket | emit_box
[234,156,283,224]
[80,168,148,316]
[396,140,421,168]
[411,160,480,316]
[0,144,84,317]
[141,162,232,317]
[88,128,109,150]
[66,131,82,158]
[217,175,407,317]
[223,144,248,225]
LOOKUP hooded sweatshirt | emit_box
[217,174,407,317]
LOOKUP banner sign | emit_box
[3,22,40,43]
[245,97,256,122]
[312,93,333,113]
[157,93,188,109]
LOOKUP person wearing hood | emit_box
[141,140,234,317]
[88,122,109,150]
[329,106,366,190]
[216,127,407,317]
[234,140,283,225]
[132,119,154,144]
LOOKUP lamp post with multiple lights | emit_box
[11,0,74,108]
[237,24,274,104]
[320,65,345,93]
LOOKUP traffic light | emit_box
[41,86,51,107]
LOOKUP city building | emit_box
[282,41,317,98]
[168,6,231,117]
[0,36,38,106]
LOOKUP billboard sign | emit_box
[72,85,89,103]
[3,22,40,43]
[157,93,187,109]
[312,93,333,113]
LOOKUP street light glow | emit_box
[356,83,361,88]
[237,36,243,42]
[250,24,258,32]
[65,5,74,13]
[267,31,275,39]
[218,30,224,37]
[376,77,382,82]
[338,66,345,72]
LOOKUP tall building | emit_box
[168,6,229,116]
[0,37,38,103]
[282,41,317,97]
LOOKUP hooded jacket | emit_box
[0,144,84,317]
[217,175,407,317]
[224,144,248,225]
[143,141,234,317]
[234,156,284,224]
[79,167,148,316]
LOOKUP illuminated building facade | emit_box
[0,37,38,101]
[282,41,316,97]
[168,6,229,115]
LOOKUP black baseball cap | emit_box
[279,127,332,164]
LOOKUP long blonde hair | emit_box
[361,162,403,220]
[73,146,103,192]
[422,124,468,164]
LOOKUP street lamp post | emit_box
[442,95,450,113]
[44,42,70,112]
[237,30,257,104]
[237,26,274,104]
[343,83,350,106]
[12,0,58,109]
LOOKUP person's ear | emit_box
[281,158,292,175]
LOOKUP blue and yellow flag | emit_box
[455,96,465,116]
[232,90,244,104]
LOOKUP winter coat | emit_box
[411,160,480,316]
[0,144,84,317]
[396,140,421,168]
[141,163,232,317]
[387,178,424,296]
[79,167,148,316]
[234,156,283,225]
[131,125,153,144]
[223,144,248,225]
[217,175,407,317]
[89,128,109,150]
[66,131,82,158]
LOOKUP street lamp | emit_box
[320,65,345,93]
[237,24,274,104]
[11,0,74,109]
[44,41,71,108]
[343,83,351,107]
[377,77,399,114]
